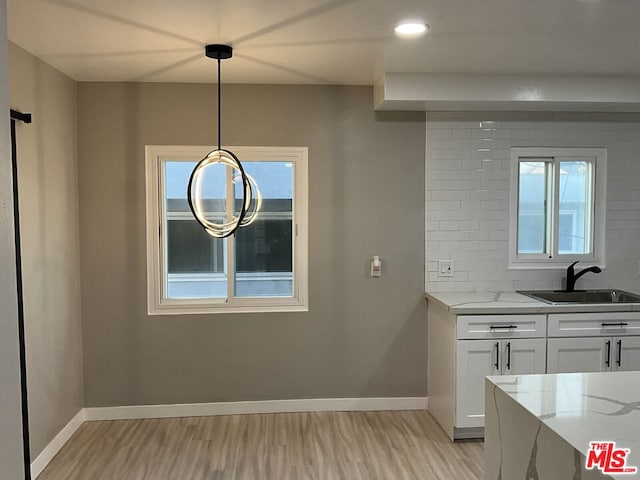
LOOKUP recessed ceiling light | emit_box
[394,21,429,37]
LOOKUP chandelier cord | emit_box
[217,57,221,151]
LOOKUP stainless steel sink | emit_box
[517,289,640,305]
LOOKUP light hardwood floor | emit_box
[37,410,483,480]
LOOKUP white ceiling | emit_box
[7,0,640,85]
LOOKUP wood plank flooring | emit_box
[37,410,484,480]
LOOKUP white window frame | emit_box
[145,145,309,314]
[508,147,606,270]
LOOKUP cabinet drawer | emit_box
[456,314,546,339]
[548,312,640,337]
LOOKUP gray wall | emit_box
[0,2,28,477]
[9,43,83,458]
[77,83,426,407]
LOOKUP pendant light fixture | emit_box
[187,44,262,238]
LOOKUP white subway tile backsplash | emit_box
[468,271,488,282]
[459,180,482,191]
[479,179,508,191]
[610,220,640,231]
[468,231,490,241]
[428,129,453,139]
[608,190,640,201]
[439,159,464,170]
[431,282,456,292]
[430,170,470,180]
[427,231,452,241]
[492,129,513,140]
[453,282,474,292]
[428,209,469,221]
[488,190,509,200]
[438,221,460,231]
[608,210,640,221]
[480,200,508,211]
[425,114,640,293]
[617,230,639,240]
[459,220,480,231]
[472,129,497,140]
[468,190,491,201]
[430,149,452,160]
[451,129,473,139]
[427,200,461,210]
[428,272,443,282]
[430,190,470,201]
[513,280,536,291]
[449,148,473,160]
[451,231,470,241]
[603,130,640,141]
[607,230,622,240]
[426,221,439,231]
[430,180,462,191]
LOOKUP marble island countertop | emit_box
[425,290,640,314]
[487,371,640,479]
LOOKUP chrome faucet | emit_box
[565,261,602,292]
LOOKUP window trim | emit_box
[508,147,606,270]
[145,145,309,314]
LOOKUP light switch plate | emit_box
[438,260,454,277]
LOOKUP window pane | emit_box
[167,220,223,273]
[235,161,293,297]
[165,161,227,299]
[518,161,548,254]
[558,161,591,254]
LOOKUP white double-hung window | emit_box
[145,145,308,314]
[509,147,606,269]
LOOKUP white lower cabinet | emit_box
[427,305,640,441]
[547,313,640,374]
[505,338,547,375]
[548,336,640,373]
[616,336,640,371]
[455,338,546,428]
[547,337,609,373]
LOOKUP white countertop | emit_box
[487,371,640,479]
[425,290,640,314]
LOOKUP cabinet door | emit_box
[613,336,640,372]
[456,339,500,428]
[502,338,546,375]
[547,337,609,374]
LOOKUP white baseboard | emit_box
[84,396,429,421]
[32,397,428,476]
[31,409,84,479]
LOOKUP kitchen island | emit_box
[485,371,640,479]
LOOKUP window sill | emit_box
[508,262,606,271]
[148,300,309,315]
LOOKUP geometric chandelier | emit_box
[187,44,261,238]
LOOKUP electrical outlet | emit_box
[438,260,455,278]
